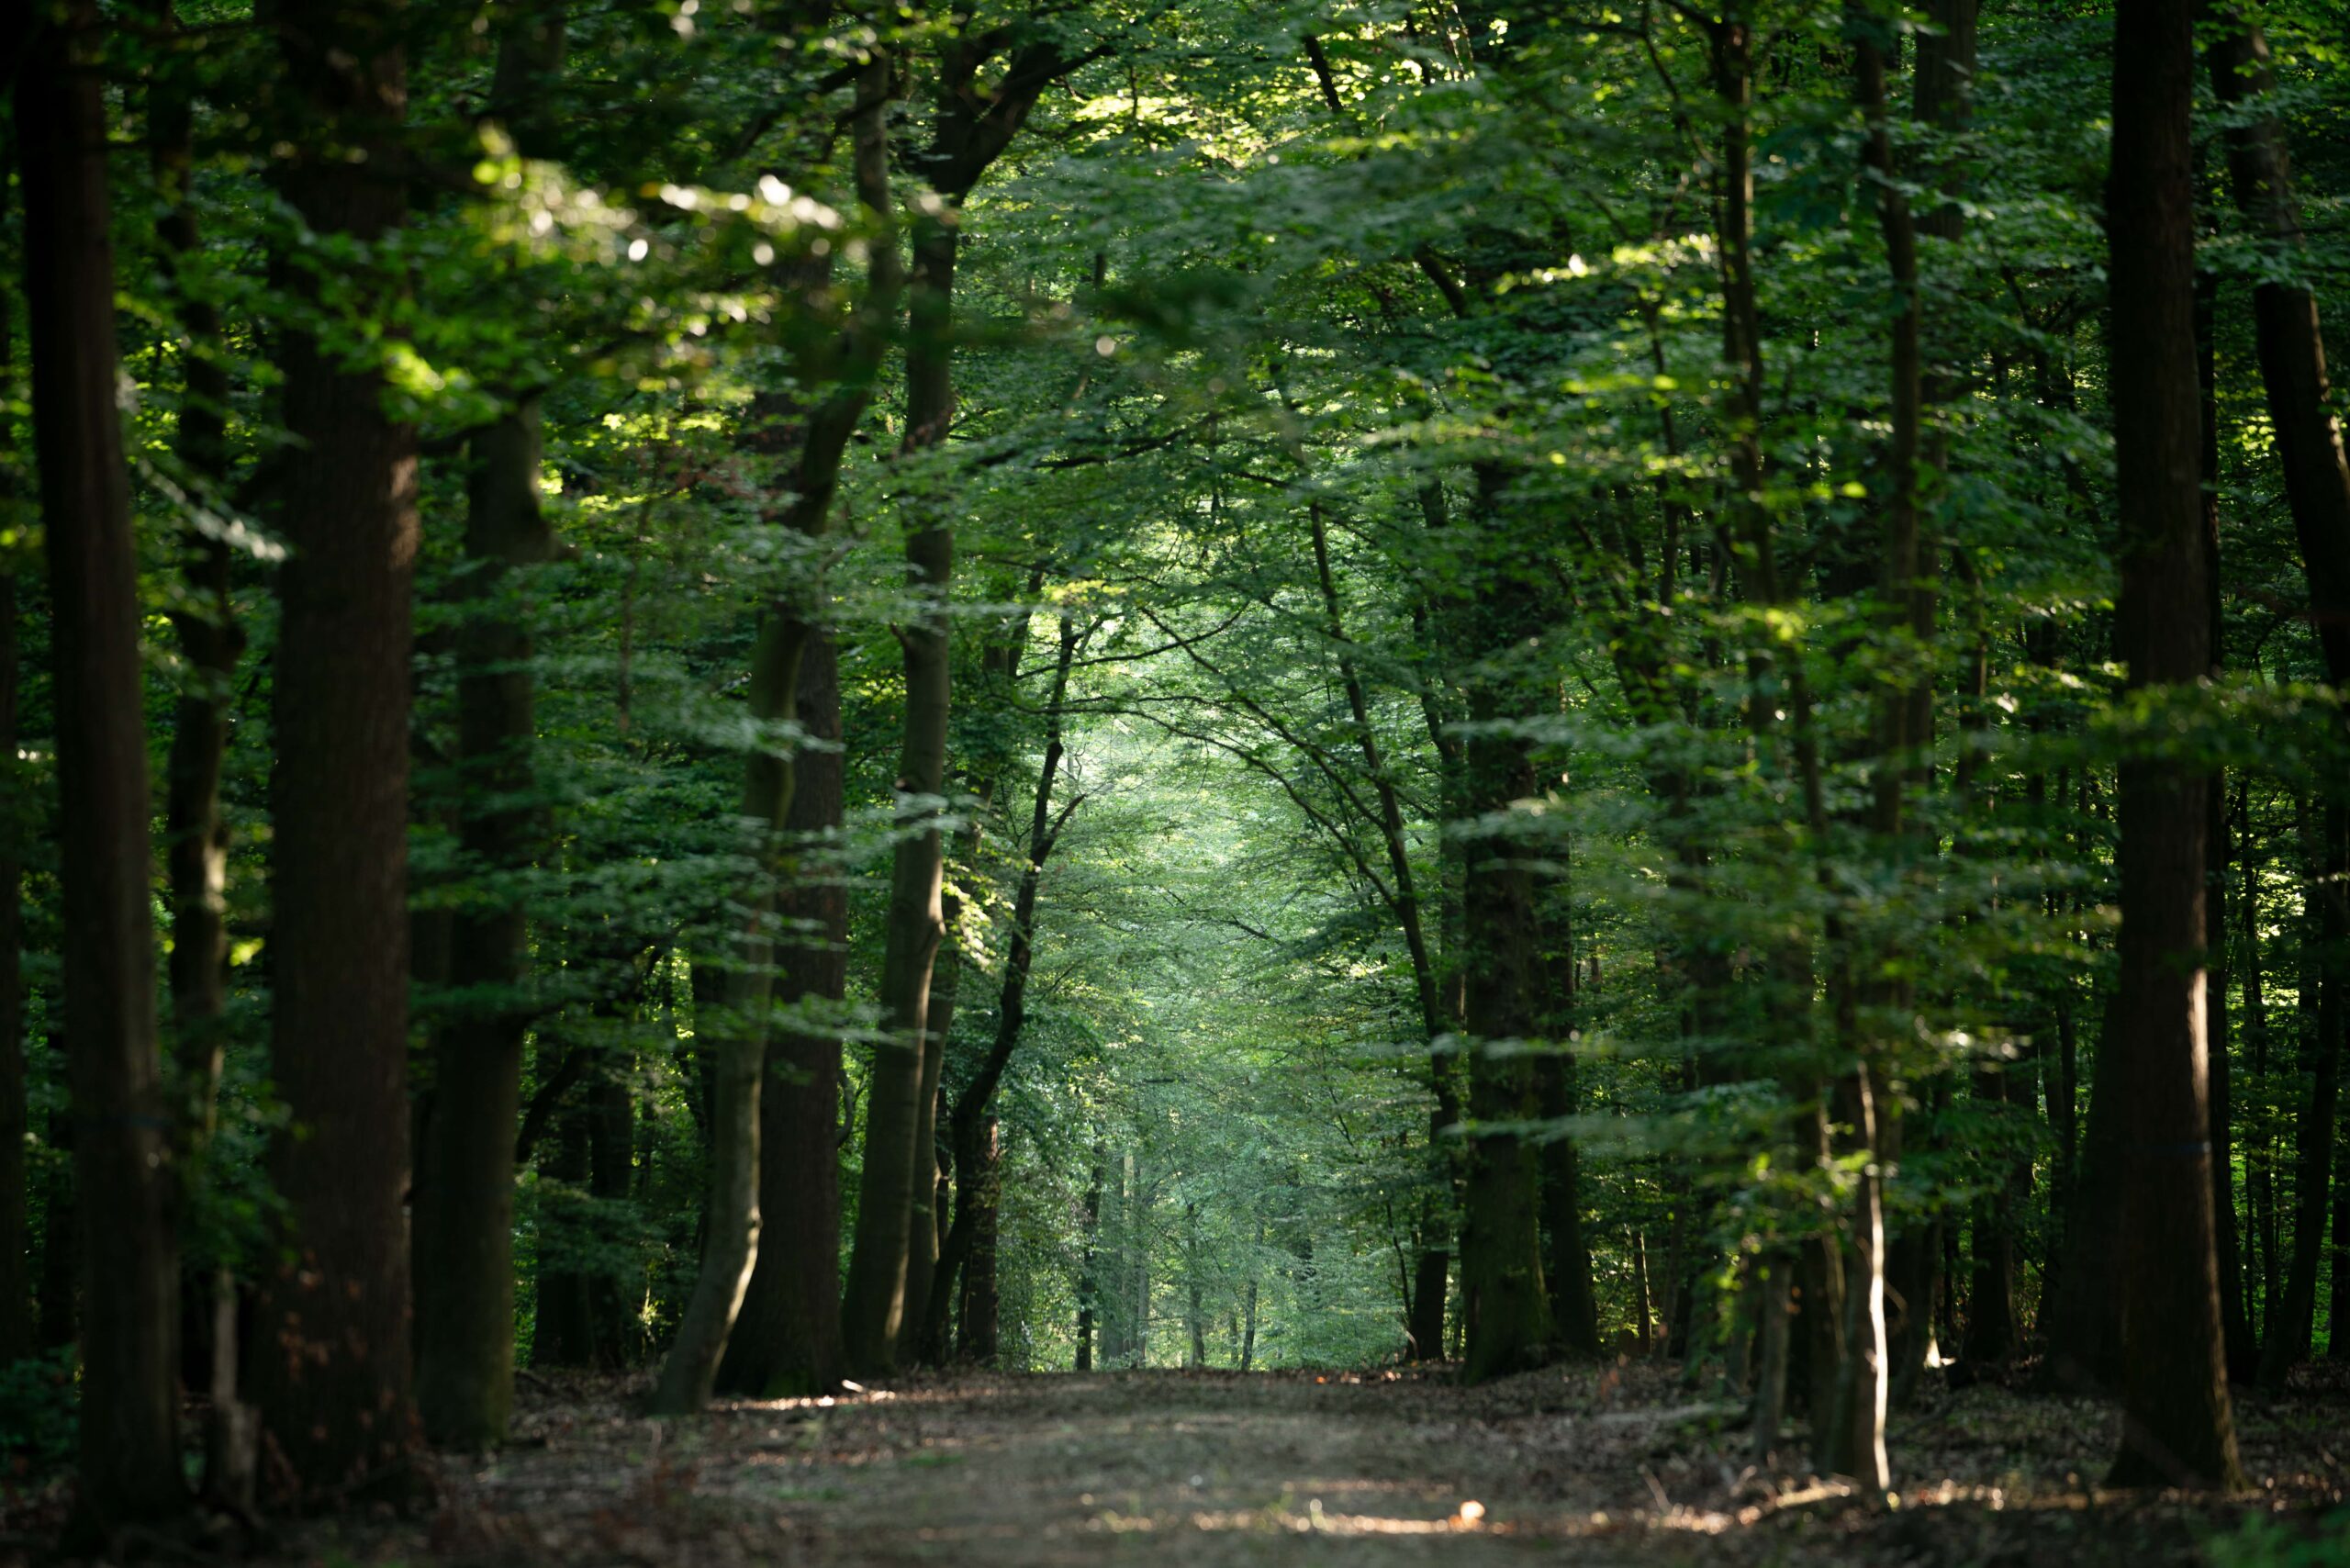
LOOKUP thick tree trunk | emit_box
[2104,0,2245,1487]
[957,1116,1001,1365]
[720,632,849,1398]
[417,402,555,1448]
[652,603,812,1413]
[840,516,952,1375]
[2046,987,2128,1388]
[1535,1048,1599,1357]
[2259,804,2344,1383]
[842,211,959,1377]
[18,6,186,1524]
[250,0,421,1503]
[677,47,898,1405]
[904,1080,947,1363]
[1458,682,1555,1383]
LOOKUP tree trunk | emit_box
[532,1104,596,1368]
[587,1069,635,1364]
[2104,0,2245,1486]
[1407,1231,1449,1362]
[841,200,957,1378]
[249,0,421,1504]
[1535,1052,1599,1357]
[2046,986,2128,1389]
[18,5,186,1524]
[416,402,554,1448]
[957,1116,1001,1365]
[1457,666,1556,1383]
[2258,803,2344,1383]
[1964,1070,2021,1367]
[719,632,849,1398]
[1751,1255,1793,1464]
[651,604,808,1413]
[1075,1154,1102,1371]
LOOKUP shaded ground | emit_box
[9,1364,2347,1564]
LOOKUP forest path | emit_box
[412,1364,2313,1568]
[753,1371,1639,1566]
[442,1367,1703,1567]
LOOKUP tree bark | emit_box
[1456,597,1556,1382]
[17,3,187,1524]
[842,202,958,1377]
[1533,1068,1598,1359]
[657,45,901,1408]
[417,402,555,1447]
[1075,1154,1102,1371]
[249,0,422,1504]
[957,1115,1002,1365]
[719,632,850,1398]
[651,607,800,1413]
[2104,0,2245,1486]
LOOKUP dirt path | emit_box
[710,1372,1639,1565]
[315,1365,2340,1568]
[433,1368,1696,1566]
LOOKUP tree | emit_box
[717,631,851,1398]
[246,0,423,1501]
[2103,0,2247,1491]
[17,0,186,1527]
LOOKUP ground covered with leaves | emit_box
[8,1365,2348,1565]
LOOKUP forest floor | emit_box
[9,1363,2349,1566]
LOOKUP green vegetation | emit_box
[1,0,2346,1551]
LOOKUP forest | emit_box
[2,0,2348,1561]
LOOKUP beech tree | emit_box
[17,0,185,1530]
